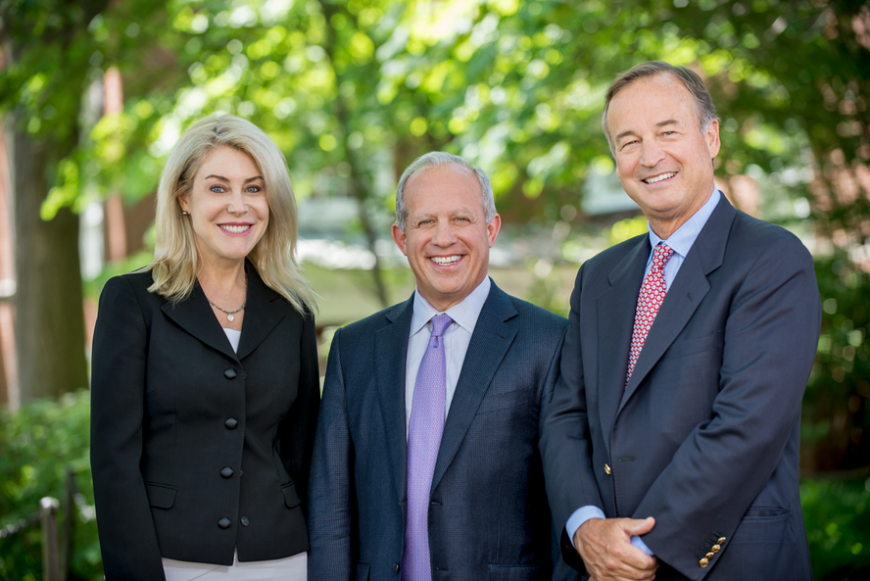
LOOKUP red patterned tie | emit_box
[626,243,674,385]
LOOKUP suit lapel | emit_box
[597,236,649,454]
[161,280,238,362]
[619,195,736,413]
[237,264,285,361]
[376,297,414,503]
[430,283,518,494]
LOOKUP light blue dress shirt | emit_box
[566,189,720,556]
[404,277,491,432]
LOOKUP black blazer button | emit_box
[394,563,401,574]
[217,517,231,529]
[224,417,238,429]
[224,368,237,379]
[220,467,234,478]
[240,516,250,527]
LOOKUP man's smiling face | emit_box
[391,163,500,312]
[607,72,721,239]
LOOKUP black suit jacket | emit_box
[90,264,319,580]
[540,197,821,580]
[307,282,578,581]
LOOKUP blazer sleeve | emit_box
[278,310,321,516]
[307,327,355,581]
[90,276,166,580]
[536,324,582,581]
[539,263,603,572]
[635,236,821,579]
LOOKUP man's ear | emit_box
[487,213,502,248]
[705,118,721,159]
[391,223,407,255]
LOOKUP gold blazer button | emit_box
[604,464,611,475]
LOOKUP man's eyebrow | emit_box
[615,129,638,142]
[615,119,679,142]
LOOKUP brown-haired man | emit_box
[540,61,821,581]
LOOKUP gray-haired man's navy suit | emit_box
[540,197,820,580]
[308,281,578,581]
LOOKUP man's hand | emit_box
[574,517,658,581]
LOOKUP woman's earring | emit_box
[182,210,189,215]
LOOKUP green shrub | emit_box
[802,476,870,580]
[0,391,102,581]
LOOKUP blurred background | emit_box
[0,0,869,579]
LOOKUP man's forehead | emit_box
[608,74,698,128]
[406,162,475,187]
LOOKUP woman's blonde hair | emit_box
[147,114,316,315]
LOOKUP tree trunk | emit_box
[9,125,87,401]
[320,3,390,309]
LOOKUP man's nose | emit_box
[431,221,458,245]
[639,140,665,167]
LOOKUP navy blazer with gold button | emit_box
[540,197,820,580]
[308,282,578,581]
[90,264,319,580]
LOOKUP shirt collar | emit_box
[648,188,720,258]
[409,277,492,337]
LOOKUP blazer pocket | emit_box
[731,506,792,544]
[144,482,177,510]
[477,389,529,415]
[667,331,723,358]
[489,564,543,581]
[282,482,301,509]
[355,562,370,581]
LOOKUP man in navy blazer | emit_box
[308,152,577,581]
[540,62,821,581]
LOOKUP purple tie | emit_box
[403,313,453,581]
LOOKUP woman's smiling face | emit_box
[179,146,270,268]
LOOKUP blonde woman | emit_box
[91,115,318,581]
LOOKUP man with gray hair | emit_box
[541,61,820,580]
[309,152,577,581]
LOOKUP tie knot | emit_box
[430,313,453,337]
[652,243,674,271]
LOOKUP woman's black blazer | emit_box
[90,264,319,580]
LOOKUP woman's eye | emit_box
[246,185,262,193]
[210,185,225,193]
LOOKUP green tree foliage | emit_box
[3,1,870,459]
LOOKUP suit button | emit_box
[711,544,721,553]
[224,368,237,379]
[699,557,709,568]
[717,537,727,544]
[240,517,250,527]
[604,463,612,475]
[225,417,238,429]
[706,552,714,559]
[221,467,234,478]
[394,563,400,574]
[218,517,231,529]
